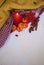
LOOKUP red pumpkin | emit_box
[12,12,22,25]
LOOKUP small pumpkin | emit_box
[18,22,24,29]
[23,23,28,28]
[22,18,28,23]
[17,27,22,32]
[12,25,17,31]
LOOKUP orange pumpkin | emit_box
[22,18,28,23]
[18,22,24,29]
[17,27,22,32]
[12,25,17,31]
[23,23,28,28]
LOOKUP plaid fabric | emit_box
[0,16,13,48]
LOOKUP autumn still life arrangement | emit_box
[0,0,44,48]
